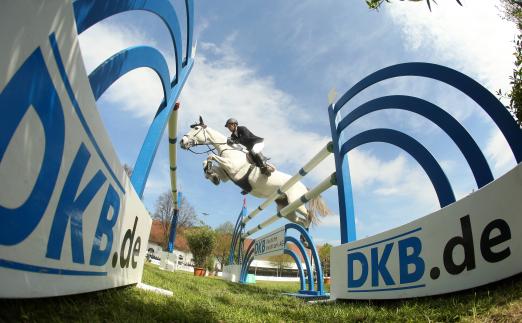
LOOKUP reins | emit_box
[185,126,240,156]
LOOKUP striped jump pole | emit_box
[244,173,337,237]
[167,102,181,251]
[242,141,334,225]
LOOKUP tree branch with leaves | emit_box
[366,0,462,11]
[152,190,200,250]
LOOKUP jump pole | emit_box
[244,173,337,237]
[242,141,334,225]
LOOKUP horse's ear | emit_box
[199,116,204,124]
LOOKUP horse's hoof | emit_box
[210,174,220,185]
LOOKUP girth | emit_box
[223,164,255,194]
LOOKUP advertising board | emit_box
[253,227,286,259]
[0,1,152,298]
[331,163,522,299]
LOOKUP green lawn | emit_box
[1,264,521,322]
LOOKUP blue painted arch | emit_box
[333,62,522,163]
[337,95,494,189]
[88,46,171,102]
[239,236,314,291]
[285,223,325,294]
[340,128,456,208]
[284,248,306,292]
[73,0,183,82]
[237,223,326,295]
[73,0,195,197]
[284,236,313,291]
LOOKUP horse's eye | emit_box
[194,126,199,130]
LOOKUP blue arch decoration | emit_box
[285,223,325,294]
[333,62,522,162]
[88,46,171,102]
[73,0,195,197]
[338,95,494,188]
[284,236,313,291]
[340,128,455,207]
[284,248,306,292]
[238,223,326,296]
[330,62,522,244]
[74,0,183,79]
[229,205,247,265]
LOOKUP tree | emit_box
[268,254,293,277]
[212,221,235,271]
[318,243,332,277]
[186,226,216,269]
[499,0,522,126]
[366,0,462,11]
[152,190,199,249]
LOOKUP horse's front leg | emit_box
[203,159,228,185]
[203,159,220,185]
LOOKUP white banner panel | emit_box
[0,1,152,298]
[253,227,286,259]
[331,163,522,300]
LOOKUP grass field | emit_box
[1,264,521,322]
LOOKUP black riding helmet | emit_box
[224,118,238,127]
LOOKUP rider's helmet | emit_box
[224,118,238,127]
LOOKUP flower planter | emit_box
[194,267,206,276]
[324,277,331,284]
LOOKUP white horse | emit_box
[179,117,330,228]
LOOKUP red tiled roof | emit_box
[148,220,189,252]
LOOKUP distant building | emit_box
[147,220,194,266]
[147,221,314,278]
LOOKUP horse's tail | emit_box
[306,189,331,226]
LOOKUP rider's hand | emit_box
[227,138,235,145]
[207,155,213,161]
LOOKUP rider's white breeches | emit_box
[251,142,264,154]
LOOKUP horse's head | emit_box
[180,116,208,149]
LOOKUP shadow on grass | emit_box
[0,285,223,323]
[331,273,522,321]
[1,267,520,323]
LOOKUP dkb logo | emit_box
[0,40,142,273]
[347,215,512,291]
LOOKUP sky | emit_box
[78,0,519,246]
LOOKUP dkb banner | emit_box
[331,163,522,299]
[253,227,285,259]
[0,1,152,298]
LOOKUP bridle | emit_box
[183,124,230,155]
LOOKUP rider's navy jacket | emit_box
[231,126,263,150]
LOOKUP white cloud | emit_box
[386,0,517,94]
[179,39,332,174]
[485,128,516,175]
[318,214,340,228]
[77,19,443,219]
[348,149,437,206]
[78,22,170,121]
[143,157,171,197]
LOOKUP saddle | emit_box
[246,151,269,165]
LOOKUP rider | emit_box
[225,118,271,176]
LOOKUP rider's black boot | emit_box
[251,152,271,177]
